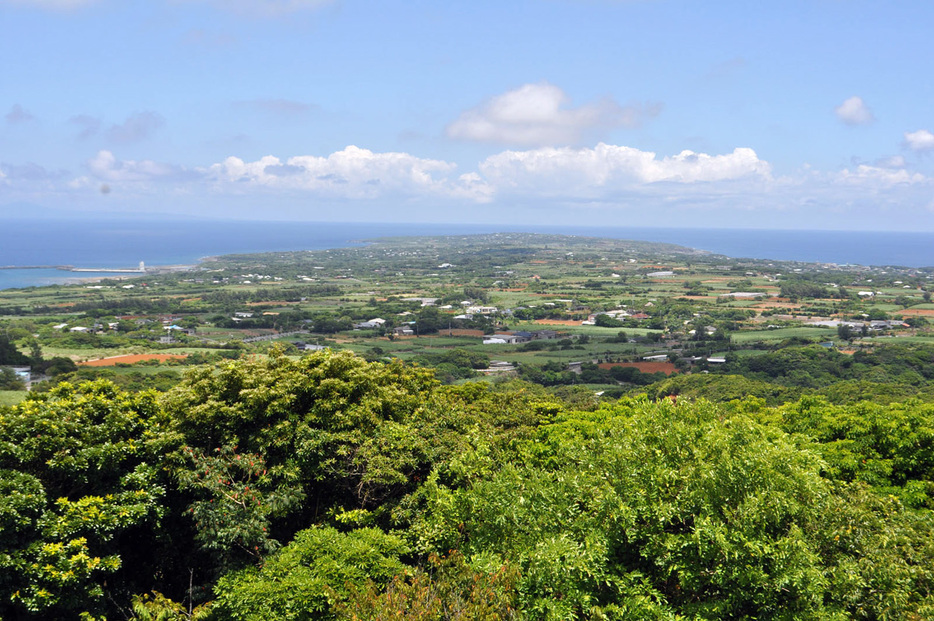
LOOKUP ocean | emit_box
[1,219,933,290]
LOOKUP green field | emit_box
[731,326,838,343]
[0,391,27,406]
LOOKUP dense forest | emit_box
[3,349,934,620]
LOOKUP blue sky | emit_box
[2,0,933,229]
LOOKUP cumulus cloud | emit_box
[9,140,934,227]
[106,112,165,144]
[834,96,874,126]
[477,144,771,198]
[904,129,934,152]
[208,145,491,201]
[5,104,34,124]
[447,82,661,146]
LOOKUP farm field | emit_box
[2,232,933,395]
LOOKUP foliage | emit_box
[3,345,934,619]
[131,591,213,621]
[643,373,802,405]
[407,397,934,619]
[0,367,26,390]
[176,444,303,568]
[335,551,519,621]
[593,313,625,328]
[0,331,29,365]
[715,344,934,389]
[210,526,410,621]
[0,381,172,618]
[165,350,438,516]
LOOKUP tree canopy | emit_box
[1,351,934,619]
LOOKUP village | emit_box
[2,232,933,403]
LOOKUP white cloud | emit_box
[8,141,934,227]
[874,155,906,169]
[904,129,934,152]
[106,112,165,144]
[834,96,874,126]
[87,150,192,183]
[835,163,925,186]
[208,145,492,201]
[477,144,771,198]
[447,82,660,146]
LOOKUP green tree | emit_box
[163,350,440,569]
[0,332,29,365]
[408,398,934,619]
[211,526,410,621]
[0,367,26,390]
[0,381,173,619]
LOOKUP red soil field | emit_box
[79,353,188,366]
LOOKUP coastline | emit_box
[3,219,934,291]
[0,263,199,291]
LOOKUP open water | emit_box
[1,219,933,290]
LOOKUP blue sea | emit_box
[1,219,933,290]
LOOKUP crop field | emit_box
[731,326,838,343]
[1,232,931,397]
